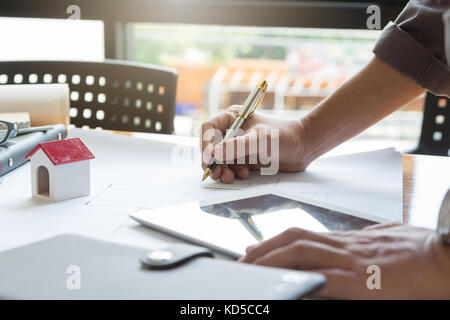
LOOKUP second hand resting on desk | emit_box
[202,79,268,181]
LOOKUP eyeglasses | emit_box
[0,120,55,145]
[0,120,18,145]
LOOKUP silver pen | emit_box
[202,79,267,181]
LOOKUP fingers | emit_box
[207,164,235,183]
[209,165,222,180]
[241,227,345,263]
[220,165,235,184]
[199,105,255,183]
[200,107,239,166]
[311,269,357,299]
[200,122,221,167]
[230,164,249,179]
[251,239,353,270]
[207,130,258,183]
[209,165,249,183]
[213,128,259,163]
[201,107,239,137]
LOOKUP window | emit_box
[132,23,422,152]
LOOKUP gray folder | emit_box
[0,124,67,176]
[0,234,325,300]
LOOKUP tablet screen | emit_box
[131,194,376,258]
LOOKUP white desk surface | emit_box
[0,128,225,256]
[0,128,410,257]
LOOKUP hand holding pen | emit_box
[200,80,308,184]
[202,80,267,181]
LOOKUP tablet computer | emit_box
[130,192,377,258]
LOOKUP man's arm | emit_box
[300,56,424,166]
[201,56,424,182]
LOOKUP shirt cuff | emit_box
[373,22,450,97]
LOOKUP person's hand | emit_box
[239,223,450,299]
[200,105,308,183]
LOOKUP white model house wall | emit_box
[30,148,91,201]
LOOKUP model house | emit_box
[26,138,95,201]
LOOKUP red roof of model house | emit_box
[26,138,95,165]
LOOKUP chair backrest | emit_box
[416,92,450,156]
[0,60,177,134]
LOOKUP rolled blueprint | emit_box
[0,84,69,127]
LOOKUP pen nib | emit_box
[202,168,212,181]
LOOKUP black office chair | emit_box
[410,93,450,156]
[0,60,177,134]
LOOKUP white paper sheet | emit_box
[0,128,402,254]
[84,126,402,223]
[275,148,403,222]
[87,183,241,209]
